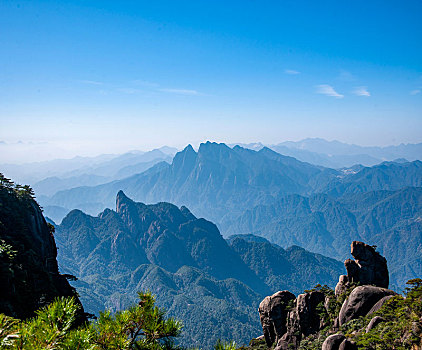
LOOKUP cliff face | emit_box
[0,177,83,319]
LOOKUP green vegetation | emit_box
[244,280,422,350]
[214,340,237,350]
[0,292,183,350]
[0,174,82,322]
[0,174,37,202]
[293,280,422,350]
[53,193,343,347]
[351,278,422,349]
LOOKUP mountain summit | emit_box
[45,142,325,223]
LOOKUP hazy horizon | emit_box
[1,137,422,165]
[1,1,421,164]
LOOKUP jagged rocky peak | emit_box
[335,241,389,296]
[257,240,396,350]
[197,141,233,159]
[172,144,197,165]
[116,189,135,211]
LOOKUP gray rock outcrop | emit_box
[339,339,358,350]
[337,285,396,326]
[258,240,397,350]
[335,241,389,297]
[295,291,326,336]
[0,185,85,321]
[321,334,357,350]
[259,290,327,350]
[258,290,295,347]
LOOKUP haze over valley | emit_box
[1,1,421,348]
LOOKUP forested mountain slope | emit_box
[43,143,325,223]
[223,187,422,289]
[54,191,343,348]
[44,143,422,291]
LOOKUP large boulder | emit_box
[335,275,349,297]
[337,285,396,326]
[259,241,394,349]
[322,335,358,350]
[258,290,295,347]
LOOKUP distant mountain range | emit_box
[41,142,422,222]
[3,138,421,185]
[2,138,420,219]
[1,146,177,185]
[1,139,421,346]
[54,191,343,348]
[40,142,422,291]
[223,187,422,290]
[41,143,325,222]
[232,138,422,168]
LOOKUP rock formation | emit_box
[257,240,397,350]
[335,241,389,297]
[259,291,295,347]
[259,290,328,350]
[322,334,346,350]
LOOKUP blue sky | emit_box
[1,0,421,162]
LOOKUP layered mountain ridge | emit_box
[41,143,422,290]
[41,142,328,222]
[54,191,344,347]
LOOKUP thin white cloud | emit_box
[352,86,371,97]
[315,85,344,99]
[78,80,103,85]
[410,89,421,95]
[284,69,300,75]
[159,88,202,96]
